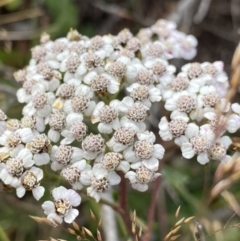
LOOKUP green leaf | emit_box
[162,165,200,209]
[0,225,10,241]
[43,0,78,38]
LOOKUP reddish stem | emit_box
[141,176,161,241]
[118,172,135,240]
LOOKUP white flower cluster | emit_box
[137,19,198,60]
[0,20,239,226]
[158,61,240,164]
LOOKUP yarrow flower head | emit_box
[3,18,240,231]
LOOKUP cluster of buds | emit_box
[0,19,239,226]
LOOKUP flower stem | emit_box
[141,176,161,241]
[118,172,135,240]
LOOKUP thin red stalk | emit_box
[118,172,135,240]
[157,185,167,240]
[141,176,161,241]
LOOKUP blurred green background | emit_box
[1,0,240,240]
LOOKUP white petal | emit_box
[42,201,55,215]
[65,189,81,206]
[83,71,97,84]
[98,123,113,134]
[153,144,165,159]
[197,153,209,165]
[181,142,195,159]
[164,98,176,111]
[64,209,79,223]
[18,148,33,161]
[108,171,121,185]
[117,161,130,173]
[52,186,67,200]
[142,157,159,171]
[16,186,26,198]
[32,186,45,200]
[132,183,148,192]
[87,186,100,202]
[37,105,52,118]
[18,128,33,143]
[232,103,240,114]
[220,136,232,149]
[48,129,60,143]
[47,213,63,226]
[34,153,50,165]
[185,123,199,139]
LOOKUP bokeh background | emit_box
[0,0,240,240]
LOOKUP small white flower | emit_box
[80,163,120,202]
[61,159,91,190]
[126,83,161,107]
[159,72,199,101]
[53,83,76,110]
[46,109,66,143]
[84,71,120,95]
[82,134,105,160]
[91,100,120,134]
[190,85,226,122]
[158,113,189,144]
[119,97,149,132]
[21,115,45,133]
[0,128,34,155]
[164,91,197,117]
[49,39,69,62]
[141,41,172,60]
[172,34,197,60]
[59,54,81,75]
[22,91,55,118]
[63,84,96,116]
[42,186,81,226]
[61,113,87,145]
[26,134,52,166]
[202,61,228,84]
[0,148,34,187]
[88,35,114,59]
[123,131,164,171]
[16,166,45,200]
[96,152,130,173]
[107,127,136,152]
[180,123,215,165]
[76,52,104,78]
[208,136,232,163]
[144,59,176,85]
[181,62,208,86]
[125,165,161,192]
[50,145,83,171]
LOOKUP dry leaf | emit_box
[175,206,181,219]
[29,216,53,226]
[83,227,94,238]
[174,217,185,226]
[184,216,195,223]
[67,228,76,235]
[97,229,102,241]
[72,221,80,231]
[170,225,181,235]
[90,209,96,221]
[170,234,181,240]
